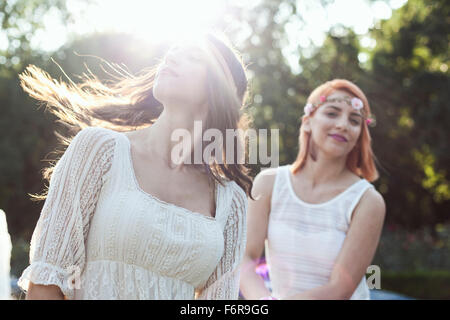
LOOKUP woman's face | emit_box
[153,40,210,113]
[305,90,363,159]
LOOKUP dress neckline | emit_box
[285,165,365,208]
[120,131,219,222]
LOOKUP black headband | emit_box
[206,34,247,102]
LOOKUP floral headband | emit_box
[304,95,376,127]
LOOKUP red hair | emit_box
[291,79,379,182]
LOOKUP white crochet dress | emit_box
[265,165,373,300]
[18,127,247,300]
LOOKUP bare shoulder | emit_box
[122,128,150,154]
[121,129,137,144]
[122,129,136,139]
[356,187,386,220]
[251,167,278,200]
[344,171,367,186]
[122,126,150,140]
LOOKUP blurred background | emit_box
[0,0,448,299]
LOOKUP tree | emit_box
[368,0,450,228]
[225,0,449,229]
[0,0,90,238]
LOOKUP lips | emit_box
[329,134,348,142]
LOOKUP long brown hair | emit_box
[21,33,254,201]
[292,79,379,182]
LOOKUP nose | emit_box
[335,116,349,131]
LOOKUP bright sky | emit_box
[0,0,408,71]
[66,0,227,43]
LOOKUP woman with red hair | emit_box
[240,79,386,300]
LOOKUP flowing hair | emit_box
[21,33,254,201]
[291,79,379,182]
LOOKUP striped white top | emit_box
[265,165,373,300]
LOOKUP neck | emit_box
[141,104,205,170]
[300,151,348,188]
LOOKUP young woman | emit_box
[17,33,252,300]
[240,79,386,300]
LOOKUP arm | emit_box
[195,183,248,300]
[239,169,276,300]
[26,283,65,300]
[18,127,115,300]
[287,188,386,300]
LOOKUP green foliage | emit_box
[381,270,450,300]
[0,0,93,72]
[10,237,29,278]
[367,0,450,228]
[0,0,92,240]
[372,224,450,272]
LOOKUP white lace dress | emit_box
[18,127,247,300]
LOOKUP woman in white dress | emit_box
[18,33,252,300]
[240,79,386,300]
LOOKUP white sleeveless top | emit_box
[18,127,247,300]
[265,165,373,300]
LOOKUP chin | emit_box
[153,84,173,104]
[321,145,351,158]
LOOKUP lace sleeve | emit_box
[195,183,248,300]
[17,127,116,299]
